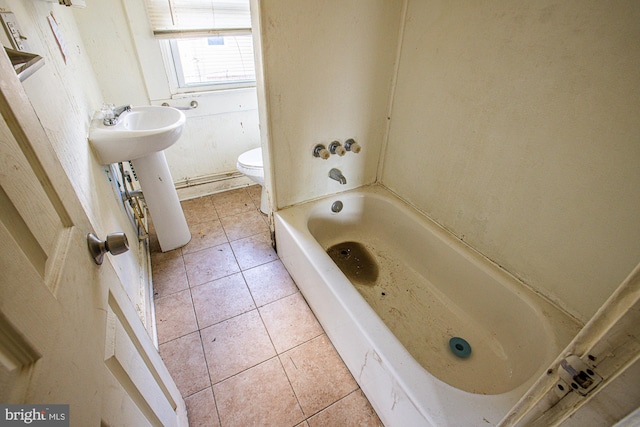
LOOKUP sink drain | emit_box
[449,337,472,358]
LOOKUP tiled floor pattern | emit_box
[150,185,383,427]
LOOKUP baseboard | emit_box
[175,172,254,201]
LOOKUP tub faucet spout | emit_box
[329,168,347,185]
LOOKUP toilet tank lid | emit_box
[238,147,263,168]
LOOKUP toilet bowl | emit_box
[237,147,268,213]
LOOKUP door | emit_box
[0,50,186,425]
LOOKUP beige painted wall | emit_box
[382,0,640,321]
[0,1,148,313]
[259,0,403,208]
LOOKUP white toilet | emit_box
[236,147,268,214]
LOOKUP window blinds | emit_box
[144,0,251,38]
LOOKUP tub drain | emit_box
[449,337,472,358]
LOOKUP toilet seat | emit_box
[237,147,263,171]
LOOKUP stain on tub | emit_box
[327,241,379,285]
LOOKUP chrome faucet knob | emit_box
[329,141,346,156]
[344,139,361,153]
[313,144,330,159]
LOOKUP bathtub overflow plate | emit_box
[331,200,343,213]
[449,337,472,358]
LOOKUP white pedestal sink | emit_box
[89,106,191,252]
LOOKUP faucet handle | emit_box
[313,144,330,160]
[329,141,346,156]
[101,103,115,119]
[101,103,118,126]
[344,139,361,153]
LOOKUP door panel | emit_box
[0,121,70,290]
[103,292,178,426]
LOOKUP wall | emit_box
[382,0,640,322]
[259,0,403,208]
[0,1,149,317]
[73,0,260,195]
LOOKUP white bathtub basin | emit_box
[275,184,580,426]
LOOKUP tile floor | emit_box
[149,185,383,427]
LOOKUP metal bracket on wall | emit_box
[558,354,602,397]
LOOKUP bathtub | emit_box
[275,185,580,426]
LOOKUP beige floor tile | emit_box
[295,422,310,427]
[245,184,261,203]
[219,210,269,242]
[259,292,324,353]
[159,332,210,397]
[307,389,383,427]
[213,357,304,427]
[212,188,255,218]
[181,195,218,225]
[243,260,298,307]
[245,186,266,216]
[230,232,278,270]
[191,273,256,329]
[280,334,358,416]
[201,310,276,384]
[150,244,182,266]
[155,289,198,344]
[152,256,189,299]
[182,219,228,255]
[184,388,221,427]
[183,243,240,287]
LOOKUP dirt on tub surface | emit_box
[327,241,379,285]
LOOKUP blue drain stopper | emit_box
[449,337,472,358]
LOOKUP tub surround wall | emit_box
[382,0,640,322]
[258,0,403,208]
[0,1,149,319]
[73,0,261,193]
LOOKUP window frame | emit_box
[159,33,257,95]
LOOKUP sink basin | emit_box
[89,105,186,164]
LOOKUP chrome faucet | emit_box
[103,104,132,126]
[329,168,347,185]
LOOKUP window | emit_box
[144,0,255,92]
[168,35,255,89]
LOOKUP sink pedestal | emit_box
[132,152,190,252]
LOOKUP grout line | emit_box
[210,354,280,388]
[277,352,307,419]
